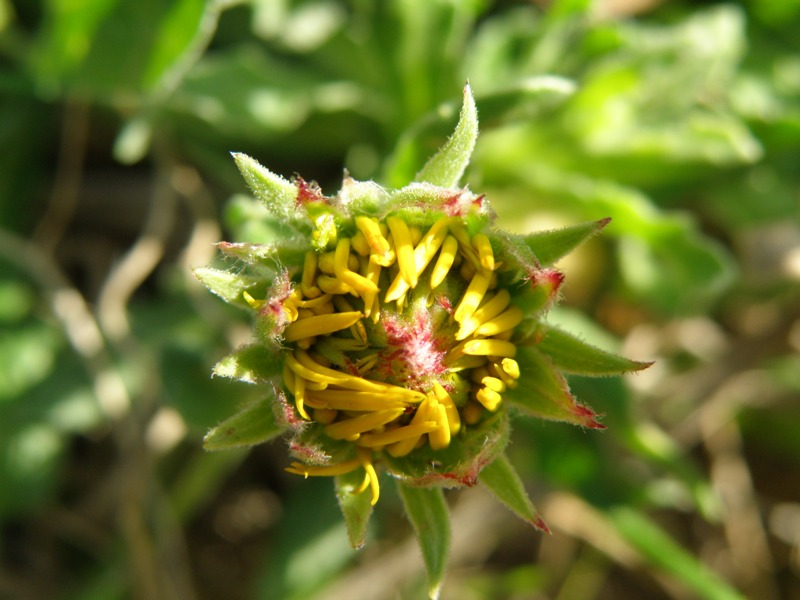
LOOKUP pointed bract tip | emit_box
[572,403,606,429]
[532,516,551,534]
[629,360,655,373]
[596,217,612,229]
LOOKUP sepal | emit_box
[212,344,284,383]
[335,469,375,550]
[203,394,287,450]
[528,323,653,376]
[506,346,605,429]
[524,218,611,266]
[193,266,264,308]
[398,484,451,600]
[415,84,478,189]
[232,153,298,221]
[479,453,549,532]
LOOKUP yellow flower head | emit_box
[197,86,650,550]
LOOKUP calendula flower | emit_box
[196,85,650,599]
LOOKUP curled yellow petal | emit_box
[334,238,379,296]
[472,233,495,271]
[356,422,439,447]
[385,220,450,302]
[294,373,310,419]
[431,235,458,289]
[502,357,521,379]
[456,289,511,340]
[350,230,370,256]
[355,216,394,266]
[286,350,354,387]
[305,389,411,411]
[357,448,381,505]
[324,409,405,440]
[283,311,363,342]
[317,275,352,295]
[242,290,264,309]
[433,382,461,435]
[476,387,502,411]
[453,269,493,324]
[427,402,451,450]
[481,376,506,393]
[386,396,435,457]
[386,216,417,288]
[285,458,361,478]
[292,350,389,393]
[463,338,517,358]
[475,305,523,337]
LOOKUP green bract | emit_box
[196,85,650,599]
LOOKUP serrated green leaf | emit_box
[232,152,298,219]
[398,484,451,600]
[203,395,286,450]
[479,453,548,531]
[212,344,284,383]
[335,469,374,550]
[192,266,262,307]
[506,346,604,429]
[524,218,611,266]
[415,84,478,188]
[531,324,652,376]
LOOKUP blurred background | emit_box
[1,0,799,598]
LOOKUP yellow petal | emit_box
[283,311,363,342]
[463,338,517,358]
[475,305,523,337]
[386,216,417,288]
[453,269,493,324]
[472,233,495,271]
[431,235,458,289]
[324,409,405,440]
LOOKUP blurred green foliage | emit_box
[1,1,799,599]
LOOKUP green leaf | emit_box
[398,484,451,600]
[232,152,299,220]
[479,453,548,531]
[530,324,652,376]
[335,469,374,550]
[203,395,286,451]
[142,0,209,91]
[477,76,577,125]
[30,0,220,97]
[523,218,611,266]
[212,344,284,383]
[609,508,747,600]
[414,84,478,188]
[505,346,604,429]
[192,266,262,307]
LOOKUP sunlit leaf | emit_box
[523,218,611,266]
[335,469,374,550]
[212,344,284,383]
[398,484,451,600]
[415,84,478,188]
[192,266,263,307]
[479,453,548,531]
[529,323,653,376]
[506,346,604,429]
[233,153,299,220]
[203,395,286,450]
